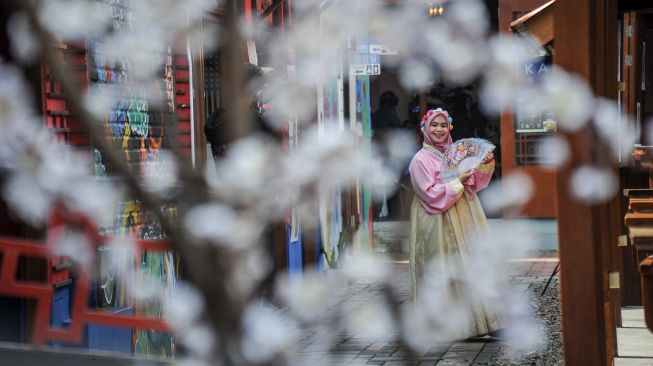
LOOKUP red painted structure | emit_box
[0,207,172,346]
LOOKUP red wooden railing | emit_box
[0,207,173,346]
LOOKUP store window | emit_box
[514,48,556,166]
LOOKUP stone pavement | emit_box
[294,251,559,366]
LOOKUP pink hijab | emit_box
[421,108,453,152]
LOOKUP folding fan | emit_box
[440,138,495,182]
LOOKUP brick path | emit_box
[293,251,559,365]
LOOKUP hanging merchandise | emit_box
[164,47,175,111]
[87,0,177,358]
[94,149,107,177]
[348,37,375,254]
[316,12,346,267]
[127,97,149,137]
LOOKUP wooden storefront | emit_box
[504,0,653,364]
[499,0,556,218]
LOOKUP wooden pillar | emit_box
[555,0,618,365]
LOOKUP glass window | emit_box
[514,51,556,166]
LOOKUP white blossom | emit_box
[593,98,638,162]
[466,221,539,300]
[142,150,180,198]
[537,135,570,168]
[342,253,391,283]
[130,0,213,33]
[107,238,136,271]
[262,85,316,130]
[64,177,123,225]
[211,137,277,204]
[99,32,165,81]
[179,324,218,360]
[126,271,161,302]
[165,282,206,332]
[50,228,94,269]
[404,263,474,349]
[384,130,418,163]
[539,68,595,131]
[184,203,261,248]
[3,172,53,225]
[345,300,394,339]
[287,125,369,189]
[399,58,437,90]
[276,270,335,322]
[7,12,40,64]
[227,247,271,299]
[479,172,535,215]
[480,35,530,115]
[441,39,486,85]
[570,165,618,204]
[0,63,34,126]
[38,0,111,41]
[369,156,399,199]
[446,0,490,38]
[499,291,546,355]
[241,304,298,363]
[82,86,116,120]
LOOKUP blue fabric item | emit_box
[286,227,303,274]
[109,110,120,124]
[108,111,127,136]
[117,98,130,111]
[84,307,134,353]
[95,68,105,84]
[51,286,71,328]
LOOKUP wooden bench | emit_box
[629,198,653,213]
[626,147,653,331]
[626,200,653,333]
[625,212,653,226]
[640,255,653,332]
[623,188,653,199]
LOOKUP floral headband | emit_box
[420,108,453,129]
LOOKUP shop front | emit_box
[499,0,557,218]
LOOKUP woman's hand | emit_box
[459,170,474,183]
[482,152,495,164]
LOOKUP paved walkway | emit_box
[294,251,559,365]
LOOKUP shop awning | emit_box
[509,0,555,45]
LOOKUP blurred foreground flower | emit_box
[241,304,298,363]
[570,165,618,204]
[479,172,535,216]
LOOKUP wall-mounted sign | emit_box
[350,63,381,75]
[523,55,552,83]
[350,52,381,75]
[369,44,398,55]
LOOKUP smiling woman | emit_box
[407,107,501,340]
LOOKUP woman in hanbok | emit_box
[408,108,501,339]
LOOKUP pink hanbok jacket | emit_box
[409,145,494,214]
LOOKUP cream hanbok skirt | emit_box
[408,189,503,339]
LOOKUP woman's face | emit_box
[428,115,449,144]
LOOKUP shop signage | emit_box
[350,52,381,75]
[525,62,549,75]
[350,63,381,75]
[369,44,398,55]
[524,56,551,83]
